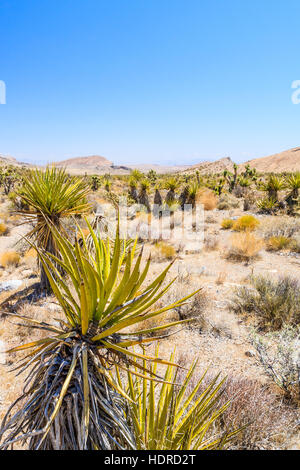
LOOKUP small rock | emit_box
[42,302,60,312]
[0,280,23,293]
[0,340,6,365]
[22,269,34,277]
[245,350,256,358]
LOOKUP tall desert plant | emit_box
[123,349,240,450]
[17,166,91,291]
[0,221,198,450]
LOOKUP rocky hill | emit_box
[241,147,300,173]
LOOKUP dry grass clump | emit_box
[0,251,21,268]
[154,241,176,260]
[0,223,9,236]
[197,188,217,210]
[221,218,234,230]
[231,275,300,330]
[266,236,292,252]
[232,215,260,232]
[226,232,264,263]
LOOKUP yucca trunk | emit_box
[138,189,151,212]
[37,214,62,293]
[0,339,135,450]
[130,186,139,203]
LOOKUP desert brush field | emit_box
[0,163,299,450]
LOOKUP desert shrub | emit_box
[216,376,296,449]
[243,191,257,212]
[217,193,240,210]
[259,216,300,240]
[231,275,300,330]
[226,232,264,263]
[197,188,217,210]
[221,218,234,230]
[205,214,217,224]
[204,235,219,251]
[155,241,176,260]
[0,223,9,236]
[266,236,292,252]
[0,251,20,268]
[251,326,300,403]
[232,215,260,232]
[289,237,300,253]
[175,289,210,325]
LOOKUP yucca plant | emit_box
[165,178,177,204]
[187,183,199,208]
[129,177,139,203]
[138,180,151,212]
[18,166,91,292]
[285,172,300,210]
[256,196,278,214]
[259,175,285,201]
[0,221,197,450]
[104,179,111,192]
[122,348,240,450]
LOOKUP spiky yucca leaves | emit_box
[256,196,278,214]
[285,172,300,210]
[18,166,91,292]
[0,222,197,450]
[259,175,285,201]
[122,349,240,450]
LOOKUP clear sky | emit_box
[1,0,300,166]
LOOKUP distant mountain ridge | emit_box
[1,147,300,174]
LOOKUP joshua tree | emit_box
[179,185,189,210]
[187,183,199,208]
[91,175,101,191]
[128,177,139,203]
[224,163,238,193]
[260,175,285,202]
[0,222,197,450]
[285,172,300,210]
[165,178,177,205]
[104,178,111,192]
[18,166,91,292]
[138,180,151,212]
[154,187,163,206]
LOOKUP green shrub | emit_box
[231,275,300,330]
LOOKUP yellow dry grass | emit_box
[197,188,217,211]
[226,232,264,262]
[0,251,21,268]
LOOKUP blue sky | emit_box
[1,0,300,166]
